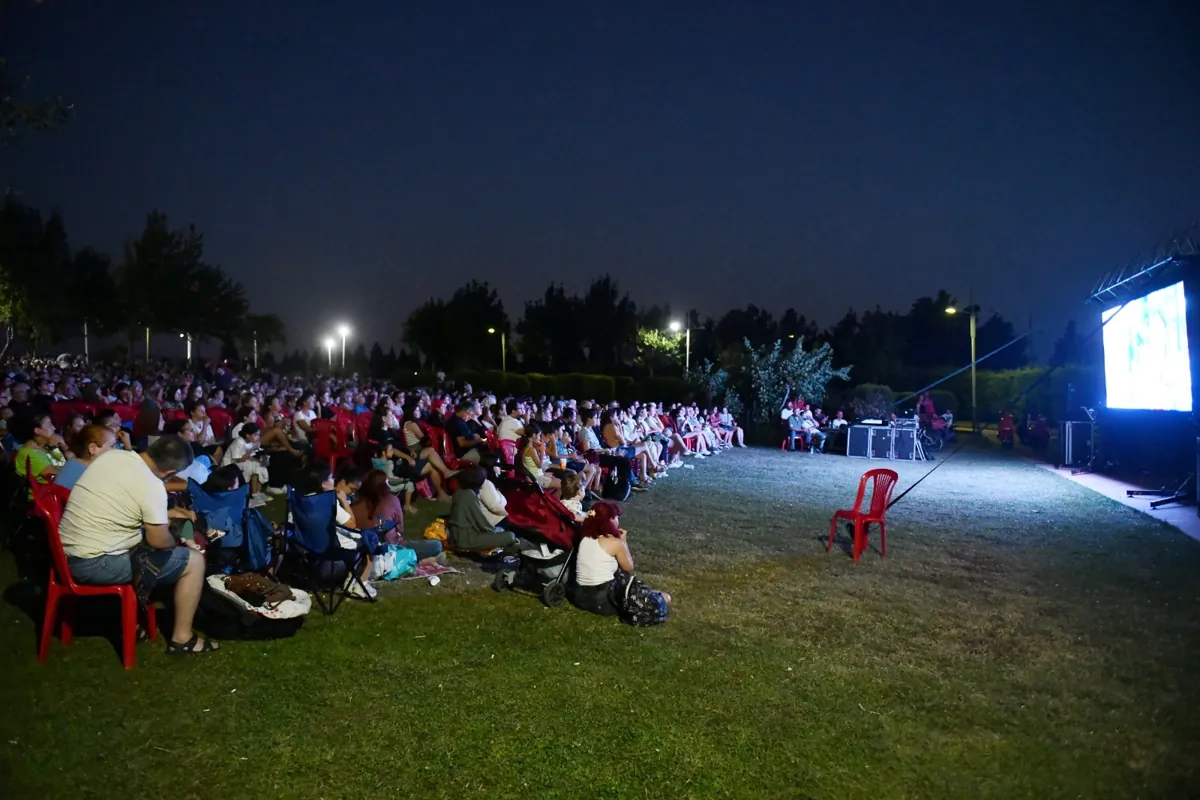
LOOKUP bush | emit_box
[504,373,530,397]
[615,376,637,403]
[851,384,894,421]
[928,389,958,415]
[577,373,616,403]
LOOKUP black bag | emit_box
[609,571,669,627]
[197,584,306,640]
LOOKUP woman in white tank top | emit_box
[569,501,671,617]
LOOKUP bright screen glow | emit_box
[1102,281,1192,412]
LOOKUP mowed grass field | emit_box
[2,444,1199,799]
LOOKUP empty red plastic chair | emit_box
[32,494,158,668]
[827,468,899,561]
[206,407,233,439]
[311,418,354,471]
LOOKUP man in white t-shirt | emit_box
[497,400,525,443]
[59,435,219,655]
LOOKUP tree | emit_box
[239,312,286,357]
[116,211,248,355]
[745,337,851,424]
[1,56,71,147]
[0,201,71,356]
[634,328,682,377]
[403,298,450,370]
[579,275,637,370]
[716,305,776,352]
[516,283,583,371]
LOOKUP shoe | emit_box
[682,463,695,469]
[266,486,286,496]
[248,495,267,508]
[631,485,648,493]
[347,579,377,599]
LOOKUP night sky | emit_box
[5,0,1199,359]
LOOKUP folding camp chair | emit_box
[283,487,374,614]
[187,479,272,574]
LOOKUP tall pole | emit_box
[501,332,507,374]
[253,331,259,369]
[341,334,347,368]
[685,327,691,375]
[186,333,192,364]
[145,326,150,362]
[969,310,977,434]
[327,343,333,369]
[83,319,90,364]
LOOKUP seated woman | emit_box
[304,462,376,600]
[401,400,456,480]
[15,411,67,493]
[520,422,561,492]
[445,465,519,554]
[569,500,671,616]
[601,408,655,486]
[220,423,271,506]
[57,423,116,490]
[351,469,442,564]
[547,420,601,498]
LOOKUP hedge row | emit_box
[832,366,1101,424]
[390,369,695,405]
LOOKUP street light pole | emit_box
[253,331,258,369]
[684,327,690,375]
[488,328,507,373]
[324,338,334,369]
[946,301,979,434]
[969,308,977,434]
[337,324,351,369]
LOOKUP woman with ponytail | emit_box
[570,501,670,623]
[56,424,116,490]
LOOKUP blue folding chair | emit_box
[283,487,374,614]
[187,479,257,573]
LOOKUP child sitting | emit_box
[559,470,586,523]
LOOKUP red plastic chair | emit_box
[32,494,158,669]
[311,418,354,471]
[162,408,187,423]
[827,468,899,561]
[354,412,373,444]
[206,407,233,439]
[500,439,518,466]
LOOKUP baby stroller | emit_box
[492,476,580,607]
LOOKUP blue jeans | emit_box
[407,539,442,561]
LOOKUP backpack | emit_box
[609,571,669,627]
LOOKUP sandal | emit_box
[166,635,220,656]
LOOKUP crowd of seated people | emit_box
[0,354,759,652]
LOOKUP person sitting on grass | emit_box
[58,435,220,655]
[446,464,520,554]
[569,500,671,617]
[56,423,116,491]
[351,469,443,564]
[219,422,272,507]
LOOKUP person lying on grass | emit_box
[58,435,220,655]
[568,500,671,618]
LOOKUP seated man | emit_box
[799,410,826,454]
[446,400,485,462]
[58,435,219,655]
[787,410,806,451]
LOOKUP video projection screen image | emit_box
[1102,280,1192,412]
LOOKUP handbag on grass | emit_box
[609,570,669,627]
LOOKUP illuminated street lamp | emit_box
[488,327,507,373]
[323,337,335,369]
[337,324,351,368]
[669,319,690,375]
[945,303,978,433]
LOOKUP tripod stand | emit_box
[1127,473,1195,509]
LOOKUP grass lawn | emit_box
[2,444,1199,799]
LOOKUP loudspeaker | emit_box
[893,428,917,460]
[870,427,894,459]
[847,425,871,458]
